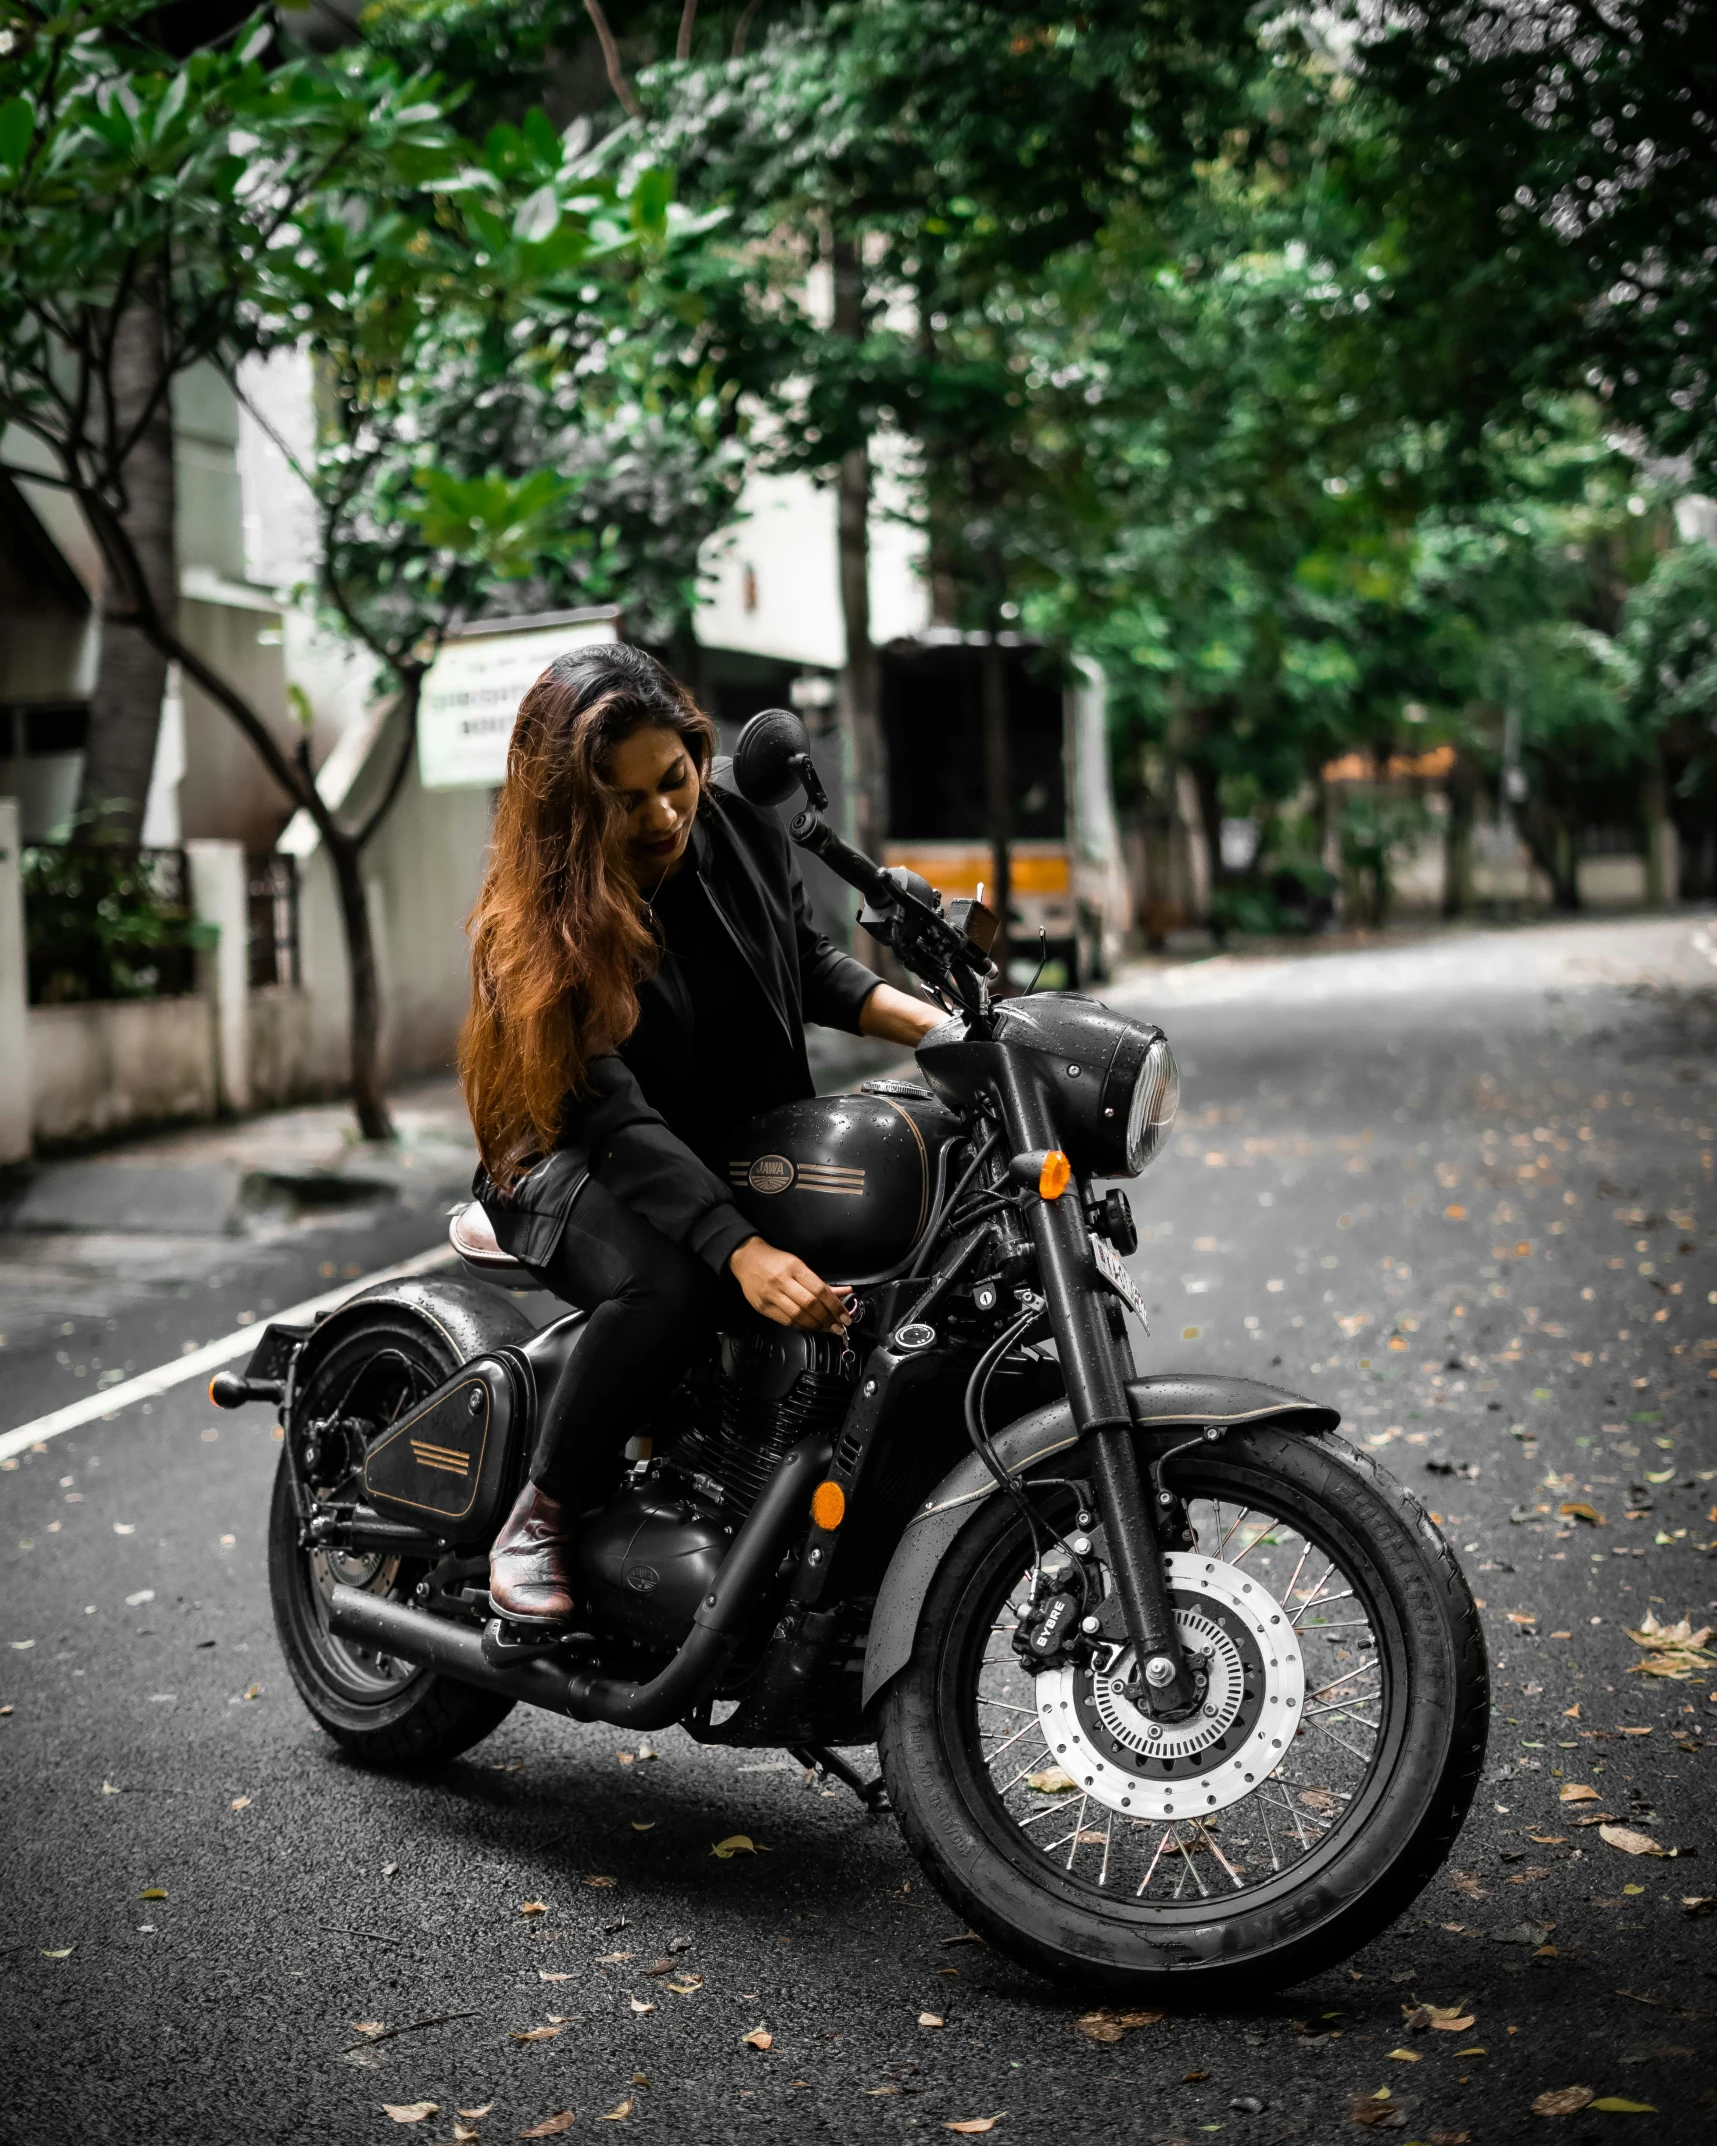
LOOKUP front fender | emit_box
[861,1373,1340,1710]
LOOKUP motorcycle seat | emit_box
[448,1200,529,1281]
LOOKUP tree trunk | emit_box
[1521,806,1579,912]
[1188,752,1225,942]
[82,301,176,838]
[1442,753,1475,918]
[1641,756,1671,906]
[80,479,400,1141]
[980,625,1013,980]
[831,235,886,863]
[325,828,393,1141]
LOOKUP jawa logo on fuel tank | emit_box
[733,1155,867,1198]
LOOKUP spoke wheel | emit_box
[876,1424,1487,1996]
[975,1490,1391,1906]
[268,1298,517,1769]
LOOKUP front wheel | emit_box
[876,1424,1488,1996]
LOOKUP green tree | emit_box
[0,0,723,1133]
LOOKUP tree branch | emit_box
[676,0,697,62]
[583,0,641,119]
[731,0,764,58]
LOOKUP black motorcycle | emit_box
[217,709,1487,1996]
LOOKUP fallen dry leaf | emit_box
[1072,2008,1165,2045]
[1403,2002,1475,2033]
[741,2026,773,2051]
[710,1836,756,1859]
[1682,1895,1716,1917]
[945,2118,1005,2135]
[601,2098,633,2121]
[663,1976,703,1996]
[517,2115,576,2139]
[628,1998,654,2015]
[538,1970,572,1983]
[519,1900,549,1917]
[1589,2100,1656,2114]
[351,2021,387,2038]
[631,1821,654,1832]
[382,2106,440,2126]
[1506,1611,1538,1627]
[510,2025,564,2044]
[919,2011,946,2029]
[1559,1784,1600,1803]
[230,1796,250,1811]
[1558,1502,1605,1526]
[457,2108,494,2122]
[454,2125,479,2145]
[1599,1824,1667,1857]
[1023,1767,1077,1794]
[583,1875,618,1888]
[1532,2087,1594,2117]
[1348,2093,1406,2129]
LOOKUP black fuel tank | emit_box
[723,1086,960,1278]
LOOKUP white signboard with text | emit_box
[417,608,620,790]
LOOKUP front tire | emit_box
[876,1424,1487,1996]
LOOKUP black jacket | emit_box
[475,769,880,1273]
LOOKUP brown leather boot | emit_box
[488,1482,577,1624]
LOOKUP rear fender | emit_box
[861,1373,1340,1710]
[262,1275,540,1410]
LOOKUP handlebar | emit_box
[787,806,996,1011]
[788,808,899,909]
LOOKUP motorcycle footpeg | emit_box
[481,1615,584,1668]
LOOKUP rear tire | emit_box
[267,1288,528,1769]
[876,1425,1487,1997]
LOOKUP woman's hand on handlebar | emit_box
[729,1237,851,1333]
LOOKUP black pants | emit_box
[523,1176,725,1509]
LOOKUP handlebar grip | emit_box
[788,809,896,905]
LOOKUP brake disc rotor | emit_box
[1031,1550,1306,1822]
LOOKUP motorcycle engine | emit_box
[577,1322,856,1652]
[666,1324,856,1517]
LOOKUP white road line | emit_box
[0,1242,459,1462]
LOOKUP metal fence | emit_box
[247,851,300,989]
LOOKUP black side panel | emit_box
[363,1358,516,1532]
[861,1373,1341,1707]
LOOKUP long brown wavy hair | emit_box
[460,643,716,1189]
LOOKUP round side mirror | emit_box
[733,707,813,806]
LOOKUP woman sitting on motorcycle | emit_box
[461,643,941,1623]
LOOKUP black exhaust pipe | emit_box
[326,1433,832,1730]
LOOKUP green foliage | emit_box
[1624,543,1717,810]
[22,842,216,1005]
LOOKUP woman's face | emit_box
[608,723,701,882]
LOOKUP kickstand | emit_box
[789,1744,890,1813]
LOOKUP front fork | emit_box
[997,1063,1198,1718]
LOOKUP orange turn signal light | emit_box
[811,1479,847,1532]
[1038,1149,1072,1201]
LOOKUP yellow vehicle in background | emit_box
[878,635,1128,989]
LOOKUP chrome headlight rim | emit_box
[1122,1033,1179,1175]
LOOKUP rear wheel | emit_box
[876,1425,1487,1995]
[268,1302,516,1768]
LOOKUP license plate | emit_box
[1090,1232,1149,1330]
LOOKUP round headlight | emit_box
[1124,1035,1179,1174]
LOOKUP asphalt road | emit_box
[4,914,1716,2146]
